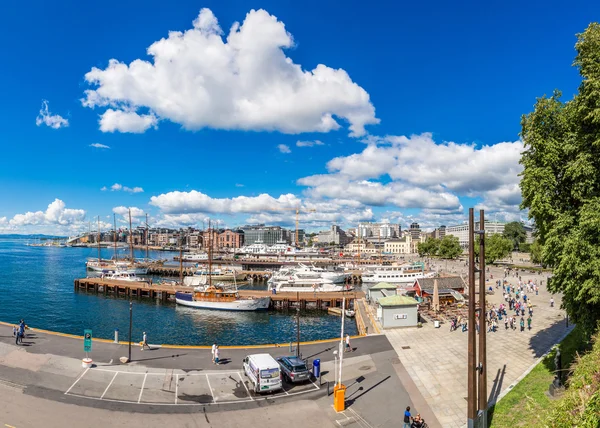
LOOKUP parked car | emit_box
[242,353,283,394]
[276,356,310,383]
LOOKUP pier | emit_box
[73,278,364,310]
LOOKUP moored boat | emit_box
[175,284,270,311]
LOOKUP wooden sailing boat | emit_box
[175,220,270,311]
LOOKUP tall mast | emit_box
[113,213,118,262]
[379,227,382,265]
[179,229,183,284]
[208,220,213,287]
[128,209,134,262]
[357,223,361,266]
[145,213,149,260]
[97,216,101,262]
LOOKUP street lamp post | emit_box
[128,301,133,362]
[296,307,301,358]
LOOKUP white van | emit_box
[242,353,282,394]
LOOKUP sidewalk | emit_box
[377,261,568,427]
[0,324,440,427]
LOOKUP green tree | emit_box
[520,23,600,336]
[438,235,462,259]
[484,234,514,264]
[417,237,440,256]
[530,239,542,265]
[503,221,527,250]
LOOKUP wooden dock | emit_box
[73,278,364,310]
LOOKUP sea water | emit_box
[0,238,356,345]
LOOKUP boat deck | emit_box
[74,278,364,310]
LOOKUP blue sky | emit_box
[0,0,596,234]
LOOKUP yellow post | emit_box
[333,383,346,412]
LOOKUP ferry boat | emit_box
[181,252,209,262]
[270,264,349,285]
[360,263,436,284]
[175,284,270,311]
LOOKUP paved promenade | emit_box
[0,325,439,427]
[380,259,569,427]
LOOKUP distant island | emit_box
[0,234,67,239]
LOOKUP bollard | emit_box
[114,328,119,343]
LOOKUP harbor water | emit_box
[0,238,357,345]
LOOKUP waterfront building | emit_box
[357,222,400,239]
[432,225,446,239]
[383,236,412,254]
[445,221,535,248]
[218,229,244,249]
[376,296,419,329]
[317,225,352,246]
[240,224,293,246]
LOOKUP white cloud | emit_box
[100,186,108,191]
[90,143,110,149]
[35,100,69,129]
[235,183,244,188]
[277,144,291,154]
[150,190,301,214]
[296,140,324,147]
[108,183,144,193]
[99,109,158,133]
[113,206,145,218]
[298,174,462,210]
[9,199,85,227]
[82,8,378,136]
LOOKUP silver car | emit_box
[276,356,310,383]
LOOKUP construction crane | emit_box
[273,207,316,247]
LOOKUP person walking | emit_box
[520,317,525,332]
[403,406,412,428]
[345,334,351,353]
[550,297,555,307]
[141,331,150,351]
[527,316,532,331]
[504,318,509,330]
[12,325,17,337]
[211,343,217,363]
[214,345,220,365]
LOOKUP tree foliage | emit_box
[438,235,462,259]
[484,234,514,264]
[520,23,600,336]
[417,237,440,257]
[503,221,527,250]
[530,240,542,265]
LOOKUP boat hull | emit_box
[175,295,271,311]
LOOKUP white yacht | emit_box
[181,252,209,262]
[238,241,270,255]
[268,264,350,293]
[268,241,296,255]
[85,259,149,275]
[184,268,245,285]
[104,271,147,282]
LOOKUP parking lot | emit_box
[64,367,320,406]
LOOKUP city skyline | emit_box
[0,1,595,235]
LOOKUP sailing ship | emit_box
[175,222,271,311]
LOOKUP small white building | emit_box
[377,295,419,328]
[384,236,412,254]
[367,282,398,303]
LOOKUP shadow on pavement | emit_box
[528,317,569,358]
[133,353,188,363]
[487,364,506,405]
[345,375,390,406]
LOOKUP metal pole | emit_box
[296,308,300,357]
[128,301,133,362]
[467,208,477,427]
[338,296,346,387]
[478,210,487,426]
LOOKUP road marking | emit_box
[101,372,118,399]
[175,374,179,405]
[5,424,16,428]
[310,378,320,389]
[108,359,113,365]
[65,367,90,395]
[348,408,373,428]
[237,372,254,401]
[205,374,216,403]
[138,373,148,403]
